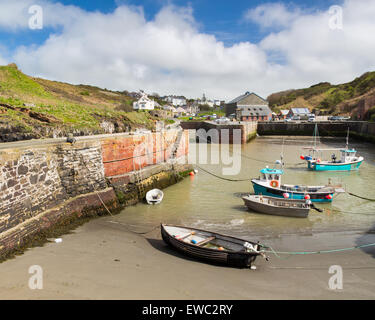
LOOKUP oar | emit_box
[310,203,323,212]
[175,231,195,240]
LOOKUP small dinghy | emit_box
[242,194,311,218]
[161,224,268,268]
[146,189,164,204]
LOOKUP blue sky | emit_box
[0,0,373,99]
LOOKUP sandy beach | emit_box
[0,214,374,300]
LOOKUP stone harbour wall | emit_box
[0,149,66,234]
[180,121,257,144]
[0,129,190,260]
[257,121,375,143]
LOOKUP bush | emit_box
[199,104,212,111]
[116,101,133,112]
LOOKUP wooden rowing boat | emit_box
[242,194,310,218]
[161,224,266,268]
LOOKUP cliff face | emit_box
[0,64,157,142]
[267,72,375,120]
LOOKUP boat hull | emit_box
[146,189,164,205]
[242,196,309,218]
[251,180,333,203]
[161,224,260,268]
[308,159,363,171]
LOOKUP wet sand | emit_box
[0,215,374,300]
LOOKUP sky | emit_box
[0,0,375,100]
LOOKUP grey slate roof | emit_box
[227,91,267,104]
[290,108,310,115]
[238,105,272,117]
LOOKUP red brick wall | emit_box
[101,130,189,177]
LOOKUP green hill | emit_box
[0,63,158,142]
[267,71,375,120]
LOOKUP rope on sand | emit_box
[261,243,375,259]
[107,221,161,235]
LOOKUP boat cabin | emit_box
[259,167,283,187]
[338,149,359,163]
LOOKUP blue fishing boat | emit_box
[301,126,363,171]
[251,165,344,203]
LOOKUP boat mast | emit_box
[281,136,285,169]
[346,127,349,150]
[312,123,318,157]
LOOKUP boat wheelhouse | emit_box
[251,166,337,203]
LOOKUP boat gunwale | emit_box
[251,179,334,195]
[161,224,260,256]
[242,195,310,210]
[308,157,364,166]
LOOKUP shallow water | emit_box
[115,135,375,250]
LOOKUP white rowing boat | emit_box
[146,188,164,204]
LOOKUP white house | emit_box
[213,100,221,107]
[133,92,155,110]
[164,95,186,107]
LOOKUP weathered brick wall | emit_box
[102,129,189,177]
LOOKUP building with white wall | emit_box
[133,92,155,110]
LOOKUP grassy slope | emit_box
[267,72,375,118]
[0,63,156,138]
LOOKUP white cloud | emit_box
[243,2,301,29]
[0,0,375,100]
[259,0,375,83]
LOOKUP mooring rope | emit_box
[261,242,375,259]
[347,192,375,202]
[196,165,252,182]
[234,151,305,166]
[107,221,161,235]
